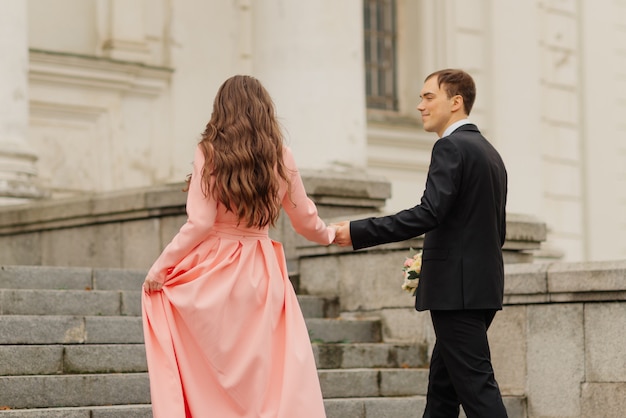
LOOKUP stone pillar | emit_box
[489,1,543,217]
[251,0,367,171]
[0,1,43,204]
[99,0,150,62]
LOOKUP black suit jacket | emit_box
[350,124,507,311]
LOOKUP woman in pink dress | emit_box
[142,75,335,418]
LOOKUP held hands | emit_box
[331,221,352,247]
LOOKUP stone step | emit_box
[325,396,527,418]
[0,395,528,418]
[0,315,381,345]
[0,405,152,418]
[0,399,423,418]
[2,342,426,377]
[313,342,427,369]
[0,268,336,319]
[0,288,330,319]
[0,368,429,410]
[298,294,339,319]
[324,395,424,418]
[306,318,382,343]
[319,368,429,398]
[0,289,142,316]
[0,266,145,291]
[0,315,144,345]
[0,374,150,409]
[0,344,147,376]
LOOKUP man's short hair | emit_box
[425,69,476,115]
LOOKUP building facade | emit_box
[1,0,625,262]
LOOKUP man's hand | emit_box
[332,221,352,247]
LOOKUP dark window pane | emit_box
[363,0,397,111]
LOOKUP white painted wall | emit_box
[0,0,624,261]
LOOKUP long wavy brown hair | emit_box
[197,75,290,228]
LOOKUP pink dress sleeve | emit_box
[281,147,336,245]
[146,145,218,283]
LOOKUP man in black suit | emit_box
[334,69,508,417]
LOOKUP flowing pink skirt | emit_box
[142,227,326,418]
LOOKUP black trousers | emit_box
[422,309,508,418]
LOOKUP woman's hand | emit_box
[143,277,163,292]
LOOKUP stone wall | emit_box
[301,255,626,418]
[490,261,626,418]
[0,172,545,270]
[1,173,622,416]
[0,170,393,269]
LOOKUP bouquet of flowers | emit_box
[401,249,422,295]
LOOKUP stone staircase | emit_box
[0,265,526,417]
[0,265,430,417]
[0,266,150,417]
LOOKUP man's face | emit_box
[417,76,456,137]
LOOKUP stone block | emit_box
[301,169,391,203]
[299,255,341,297]
[93,268,145,291]
[318,369,379,398]
[63,344,147,374]
[158,214,185,250]
[378,307,432,345]
[0,316,85,344]
[0,289,121,316]
[121,218,162,270]
[335,251,415,312]
[504,262,548,295]
[0,265,92,289]
[84,316,143,344]
[306,318,381,344]
[548,260,626,293]
[41,223,122,268]
[363,396,425,418]
[297,295,326,318]
[314,342,426,370]
[584,302,626,382]
[0,374,150,409]
[324,398,365,418]
[502,395,528,418]
[121,290,142,316]
[581,382,626,418]
[504,213,547,244]
[0,345,63,375]
[0,409,89,418]
[379,368,429,396]
[527,303,584,418]
[91,405,153,418]
[144,184,186,208]
[91,190,147,216]
[488,305,527,396]
[0,232,42,265]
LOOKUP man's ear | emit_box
[451,94,464,113]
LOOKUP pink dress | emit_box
[142,145,334,418]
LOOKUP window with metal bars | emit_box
[363,0,398,111]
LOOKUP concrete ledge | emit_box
[503,260,626,305]
[0,179,547,269]
[0,184,187,235]
[548,260,626,293]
